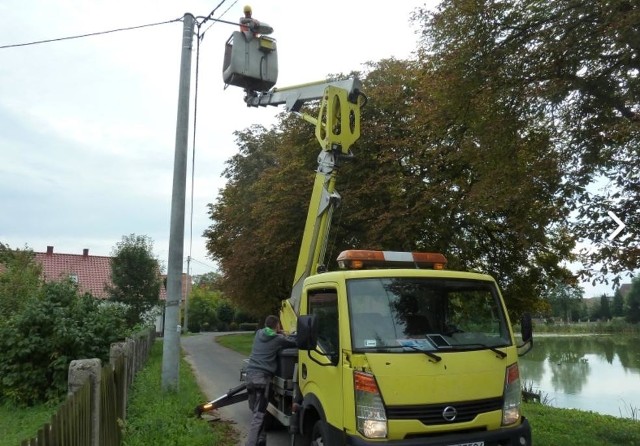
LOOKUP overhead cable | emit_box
[0,17,182,50]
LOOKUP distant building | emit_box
[618,283,632,299]
[34,245,191,302]
[35,246,112,298]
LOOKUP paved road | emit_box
[181,332,294,446]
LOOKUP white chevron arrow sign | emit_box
[607,211,626,241]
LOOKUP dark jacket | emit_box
[245,327,297,376]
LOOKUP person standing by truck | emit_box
[245,315,297,446]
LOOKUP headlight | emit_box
[503,363,522,425]
[354,371,388,438]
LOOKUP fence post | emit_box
[68,358,101,446]
[109,341,129,420]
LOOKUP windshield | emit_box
[347,277,511,353]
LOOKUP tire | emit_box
[310,419,328,446]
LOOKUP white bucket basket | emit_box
[222,31,278,92]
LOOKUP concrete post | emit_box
[162,12,195,392]
[109,342,129,420]
[68,358,101,446]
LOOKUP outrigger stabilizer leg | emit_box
[194,382,249,418]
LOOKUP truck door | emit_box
[300,287,342,432]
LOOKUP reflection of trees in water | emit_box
[549,358,590,394]
[520,335,640,394]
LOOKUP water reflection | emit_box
[519,335,640,418]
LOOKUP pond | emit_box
[518,335,640,418]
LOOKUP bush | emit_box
[239,322,259,331]
[0,280,129,405]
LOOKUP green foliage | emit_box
[0,401,57,446]
[107,234,162,327]
[216,299,235,326]
[186,287,220,332]
[545,282,585,322]
[626,277,640,324]
[612,289,625,318]
[192,271,222,291]
[413,0,640,284]
[0,243,42,321]
[523,402,640,445]
[0,280,129,405]
[121,341,237,446]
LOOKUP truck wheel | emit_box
[310,420,328,446]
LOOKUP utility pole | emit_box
[162,12,195,392]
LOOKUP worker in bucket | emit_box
[240,4,260,38]
[244,315,297,446]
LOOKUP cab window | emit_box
[308,289,339,365]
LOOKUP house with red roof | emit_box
[35,246,112,298]
[34,246,191,302]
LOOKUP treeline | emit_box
[186,272,258,332]
[544,277,640,324]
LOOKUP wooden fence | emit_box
[20,327,155,446]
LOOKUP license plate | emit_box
[448,442,484,446]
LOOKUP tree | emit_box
[612,288,625,317]
[411,0,640,285]
[192,271,223,291]
[186,287,220,332]
[626,277,640,324]
[0,243,42,321]
[204,56,578,318]
[597,294,612,321]
[107,234,162,327]
[546,282,585,323]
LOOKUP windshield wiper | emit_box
[450,343,507,359]
[358,345,442,363]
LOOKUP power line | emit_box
[0,17,182,50]
[186,257,216,270]
[200,0,239,37]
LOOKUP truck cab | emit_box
[289,250,532,445]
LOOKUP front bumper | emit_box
[343,417,531,446]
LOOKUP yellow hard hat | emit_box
[243,5,252,13]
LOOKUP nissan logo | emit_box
[442,405,458,422]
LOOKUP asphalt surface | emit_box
[181,332,294,446]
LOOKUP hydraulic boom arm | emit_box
[246,78,364,331]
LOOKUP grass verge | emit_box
[0,401,59,446]
[215,332,254,356]
[523,402,640,445]
[122,339,237,446]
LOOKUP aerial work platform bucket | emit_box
[223,30,278,92]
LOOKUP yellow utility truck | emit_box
[198,31,533,445]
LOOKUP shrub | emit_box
[0,280,129,405]
[239,322,259,331]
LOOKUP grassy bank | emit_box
[524,402,640,445]
[0,402,59,446]
[122,340,237,446]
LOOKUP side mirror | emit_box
[296,314,318,350]
[520,312,533,342]
[518,312,533,356]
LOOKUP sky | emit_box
[0,0,625,298]
[0,0,433,277]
